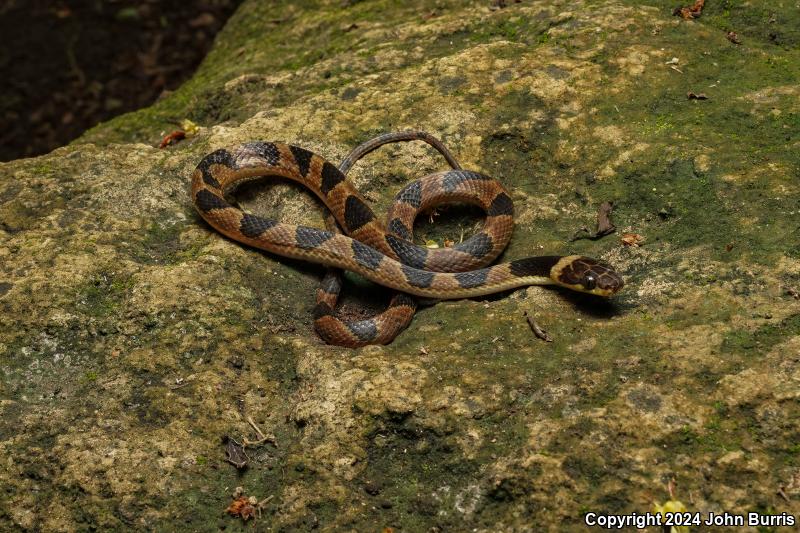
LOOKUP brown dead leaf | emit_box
[673,0,705,19]
[226,496,256,521]
[571,201,616,241]
[223,435,249,469]
[726,31,741,44]
[595,201,616,236]
[158,130,185,148]
[621,233,645,247]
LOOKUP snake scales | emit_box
[190,131,623,347]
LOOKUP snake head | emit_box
[550,255,624,297]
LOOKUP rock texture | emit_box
[1,0,799,530]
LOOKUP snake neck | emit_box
[508,256,564,279]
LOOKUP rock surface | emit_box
[1,0,799,530]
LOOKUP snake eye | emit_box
[583,274,597,290]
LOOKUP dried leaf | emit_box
[595,201,616,236]
[158,130,185,148]
[223,435,249,469]
[673,0,705,19]
[570,201,615,241]
[621,233,645,247]
[226,496,256,521]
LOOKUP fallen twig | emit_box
[524,311,553,342]
[256,495,274,518]
[243,416,277,448]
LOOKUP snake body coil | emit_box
[190,132,623,347]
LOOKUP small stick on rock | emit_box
[256,495,274,518]
[524,311,553,342]
[244,416,277,448]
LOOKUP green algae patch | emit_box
[75,270,136,318]
[722,313,800,358]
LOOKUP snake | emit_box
[190,131,624,347]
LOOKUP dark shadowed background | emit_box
[0,0,241,161]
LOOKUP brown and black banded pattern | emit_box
[191,131,624,347]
